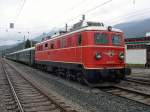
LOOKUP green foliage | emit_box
[25,39,31,48]
[127,64,145,68]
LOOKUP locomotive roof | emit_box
[7,47,35,55]
[36,26,123,45]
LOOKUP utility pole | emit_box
[65,24,68,32]
[133,0,135,5]
[30,40,32,47]
[27,32,32,47]
[23,35,25,49]
[82,14,85,21]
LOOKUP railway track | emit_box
[104,80,150,106]
[0,61,20,111]
[0,60,77,112]
[2,59,150,110]
[125,76,150,86]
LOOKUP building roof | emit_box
[125,36,150,45]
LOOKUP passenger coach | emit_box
[6,47,35,66]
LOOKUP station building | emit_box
[125,36,150,67]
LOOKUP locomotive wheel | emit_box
[76,72,85,84]
[115,79,121,83]
[53,67,59,76]
[116,70,125,80]
[66,70,72,80]
[44,65,47,71]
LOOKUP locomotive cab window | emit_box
[61,38,66,48]
[112,35,121,45]
[94,33,108,44]
[78,33,82,46]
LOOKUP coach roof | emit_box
[7,47,35,55]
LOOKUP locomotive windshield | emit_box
[112,34,121,45]
[94,33,108,44]
[87,22,104,27]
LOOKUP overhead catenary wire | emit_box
[56,0,150,29]
[67,0,112,22]
[53,0,112,31]
[110,7,150,24]
[13,0,26,23]
[66,0,88,12]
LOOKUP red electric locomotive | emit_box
[35,21,131,86]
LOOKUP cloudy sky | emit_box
[0,0,150,46]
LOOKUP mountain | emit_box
[0,45,14,57]
[33,19,150,40]
[33,30,57,42]
[0,45,13,51]
[114,18,150,38]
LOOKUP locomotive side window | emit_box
[40,45,43,51]
[112,35,121,45]
[61,38,66,48]
[57,40,60,48]
[94,33,108,44]
[45,43,48,47]
[51,43,54,49]
[78,33,82,46]
[67,37,71,47]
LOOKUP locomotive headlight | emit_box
[119,52,124,60]
[95,52,102,60]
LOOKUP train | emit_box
[6,20,131,86]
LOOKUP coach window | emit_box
[94,33,108,44]
[78,33,82,46]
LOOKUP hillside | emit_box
[33,30,56,42]
[114,18,150,38]
[0,45,13,57]
[33,18,150,41]
[0,45,13,51]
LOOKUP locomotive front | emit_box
[82,26,131,83]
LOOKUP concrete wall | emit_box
[126,49,146,64]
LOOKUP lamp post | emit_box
[23,35,25,49]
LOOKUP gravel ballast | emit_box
[7,60,150,112]
[0,61,10,112]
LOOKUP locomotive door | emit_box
[76,33,83,63]
[108,32,116,64]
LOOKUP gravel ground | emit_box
[0,93,7,112]
[7,60,150,112]
[119,81,150,94]
[131,68,150,78]
[132,68,150,74]
[0,61,9,112]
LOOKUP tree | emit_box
[25,39,31,48]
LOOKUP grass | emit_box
[127,64,145,68]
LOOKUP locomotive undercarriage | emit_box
[35,61,130,87]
